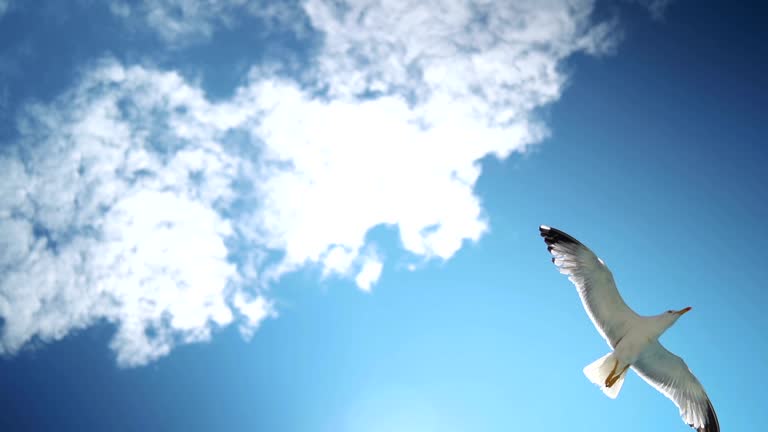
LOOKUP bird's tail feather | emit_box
[583,352,626,399]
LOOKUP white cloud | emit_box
[0,61,270,366]
[303,0,615,106]
[355,255,383,293]
[0,0,619,366]
[233,292,273,339]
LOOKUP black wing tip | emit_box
[693,399,719,432]
[704,398,720,432]
[539,225,582,247]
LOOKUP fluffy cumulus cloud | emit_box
[0,63,271,366]
[1,0,618,366]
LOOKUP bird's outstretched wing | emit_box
[632,341,719,432]
[539,225,640,348]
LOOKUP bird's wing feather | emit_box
[539,225,639,348]
[632,341,719,432]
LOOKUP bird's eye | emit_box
[666,310,673,314]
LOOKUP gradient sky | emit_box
[1,1,766,431]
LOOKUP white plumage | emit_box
[540,225,719,432]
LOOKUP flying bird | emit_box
[539,225,719,432]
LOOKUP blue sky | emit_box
[0,0,766,431]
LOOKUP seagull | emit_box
[539,225,719,432]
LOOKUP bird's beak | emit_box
[675,306,692,316]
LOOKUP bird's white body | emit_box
[540,226,719,432]
[582,313,678,399]
[615,313,677,364]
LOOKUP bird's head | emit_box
[663,306,692,323]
